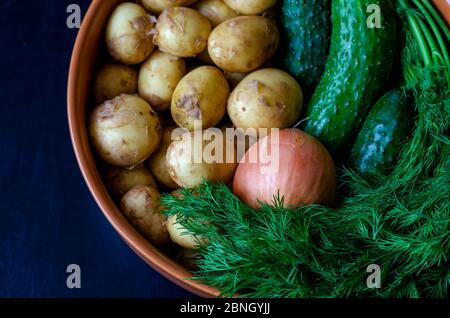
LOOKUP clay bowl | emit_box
[67,0,450,298]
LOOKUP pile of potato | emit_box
[88,0,303,257]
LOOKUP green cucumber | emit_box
[350,89,411,174]
[279,0,331,91]
[302,0,397,156]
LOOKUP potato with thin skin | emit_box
[171,66,229,130]
[120,185,169,245]
[166,190,208,249]
[94,64,138,104]
[154,7,211,58]
[194,0,238,64]
[148,127,180,189]
[194,0,238,27]
[166,129,237,188]
[105,165,157,199]
[138,50,186,112]
[228,68,303,131]
[223,0,277,15]
[208,16,279,73]
[106,3,156,65]
[138,0,199,14]
[89,94,162,167]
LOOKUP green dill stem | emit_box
[415,12,444,64]
[399,0,432,65]
[421,0,450,42]
[412,0,450,67]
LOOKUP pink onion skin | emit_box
[233,129,337,208]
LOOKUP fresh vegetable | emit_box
[166,190,208,249]
[89,94,162,167]
[228,68,303,131]
[94,64,138,104]
[105,165,157,199]
[171,66,230,130]
[350,89,411,174]
[120,185,169,245]
[105,3,155,65]
[194,0,238,27]
[233,129,336,208]
[194,0,238,64]
[162,1,450,298]
[166,130,237,188]
[138,0,199,14]
[138,50,187,112]
[154,7,211,58]
[208,16,279,73]
[279,0,331,92]
[223,0,277,15]
[302,0,397,156]
[148,127,180,189]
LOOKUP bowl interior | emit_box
[68,0,450,298]
[67,0,219,298]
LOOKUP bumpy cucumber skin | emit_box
[302,0,397,156]
[350,89,411,174]
[280,0,331,90]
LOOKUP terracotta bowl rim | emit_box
[67,0,220,298]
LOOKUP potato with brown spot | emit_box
[138,50,186,112]
[208,16,279,73]
[166,129,237,188]
[106,3,156,65]
[89,94,162,167]
[171,66,229,130]
[94,64,138,104]
[105,165,157,199]
[138,0,199,14]
[120,185,169,245]
[224,0,277,15]
[154,7,211,58]
[148,127,180,189]
[228,68,303,131]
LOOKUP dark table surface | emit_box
[0,0,195,298]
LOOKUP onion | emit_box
[233,129,336,208]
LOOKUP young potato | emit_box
[138,0,199,14]
[223,0,277,15]
[148,127,180,189]
[171,66,229,130]
[106,3,156,65]
[89,94,162,167]
[138,50,186,112]
[94,64,138,104]
[194,0,238,27]
[208,16,279,73]
[166,129,237,188]
[120,185,170,245]
[167,214,207,249]
[228,68,303,131]
[105,165,157,199]
[154,7,211,58]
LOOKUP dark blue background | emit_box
[0,0,195,298]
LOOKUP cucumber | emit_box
[279,0,331,91]
[302,0,397,156]
[350,89,411,174]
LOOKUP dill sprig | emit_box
[161,2,450,298]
